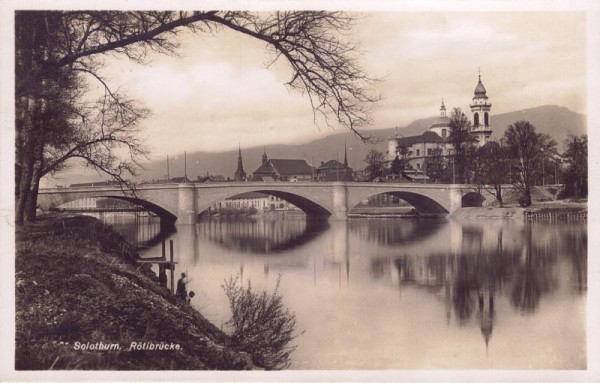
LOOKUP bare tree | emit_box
[15,11,378,224]
[363,149,386,181]
[447,108,476,184]
[504,121,556,206]
[473,141,509,206]
[562,134,587,199]
[222,275,302,370]
[425,148,451,183]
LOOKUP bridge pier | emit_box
[448,185,464,214]
[177,183,197,225]
[331,182,349,221]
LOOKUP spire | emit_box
[440,98,446,117]
[262,148,268,165]
[234,144,246,181]
[343,141,348,168]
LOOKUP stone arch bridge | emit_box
[37,182,493,225]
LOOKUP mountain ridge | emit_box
[45,105,586,186]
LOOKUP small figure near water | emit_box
[176,272,191,301]
[186,291,196,305]
[158,264,167,288]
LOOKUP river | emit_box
[102,214,586,369]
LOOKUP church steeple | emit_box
[262,148,268,165]
[234,144,247,181]
[343,141,348,169]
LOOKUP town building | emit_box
[251,150,314,182]
[210,192,302,214]
[315,145,354,181]
[387,73,493,175]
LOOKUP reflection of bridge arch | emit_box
[198,217,330,254]
[349,191,448,215]
[349,218,445,245]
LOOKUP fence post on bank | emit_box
[170,240,175,294]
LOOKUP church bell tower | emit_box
[470,69,492,147]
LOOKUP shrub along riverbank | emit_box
[15,215,255,370]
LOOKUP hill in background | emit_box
[45,105,585,185]
[138,105,585,182]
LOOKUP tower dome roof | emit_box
[473,73,488,99]
[475,79,487,96]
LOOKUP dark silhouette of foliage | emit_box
[15,11,378,224]
[473,141,509,206]
[222,275,302,370]
[562,134,587,199]
[363,149,386,181]
[448,108,477,184]
[503,121,556,206]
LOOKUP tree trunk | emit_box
[24,172,41,223]
[24,149,44,223]
[495,185,503,207]
[16,152,34,225]
[15,98,37,226]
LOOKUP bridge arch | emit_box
[196,189,332,217]
[349,191,449,215]
[53,195,178,224]
[461,192,485,208]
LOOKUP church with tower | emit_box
[388,72,493,175]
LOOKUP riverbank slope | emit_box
[15,215,253,370]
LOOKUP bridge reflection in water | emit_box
[102,215,586,369]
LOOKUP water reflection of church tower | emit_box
[478,288,495,352]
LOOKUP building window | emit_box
[474,112,479,126]
[442,129,447,138]
[417,163,421,170]
[484,112,489,126]
[416,149,420,156]
[427,148,432,156]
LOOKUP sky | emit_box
[96,11,587,158]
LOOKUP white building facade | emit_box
[388,74,493,175]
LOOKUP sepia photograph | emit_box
[1,1,598,382]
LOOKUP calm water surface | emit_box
[106,215,586,369]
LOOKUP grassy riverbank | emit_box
[15,215,254,370]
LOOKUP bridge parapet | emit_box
[38,182,490,224]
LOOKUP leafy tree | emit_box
[448,108,477,183]
[503,121,556,206]
[562,134,587,199]
[424,148,451,183]
[363,149,386,181]
[473,141,509,206]
[15,11,378,224]
[390,156,403,176]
